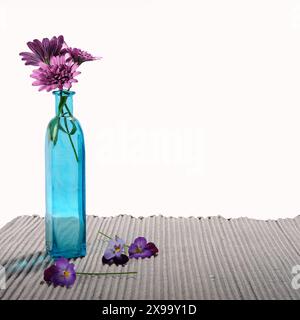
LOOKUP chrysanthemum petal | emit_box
[30,55,80,91]
[64,47,99,64]
[21,35,65,66]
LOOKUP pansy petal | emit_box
[64,272,76,288]
[114,250,123,258]
[43,265,58,283]
[102,256,114,266]
[128,243,138,256]
[140,249,153,258]
[145,242,159,256]
[51,272,66,287]
[133,237,147,248]
[55,258,70,271]
[129,249,152,259]
[113,254,129,265]
[115,236,125,247]
[106,239,116,250]
[104,248,115,260]
[66,263,76,273]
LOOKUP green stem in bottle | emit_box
[64,103,73,117]
[52,91,78,162]
[63,114,79,162]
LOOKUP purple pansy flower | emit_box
[30,55,80,92]
[102,236,129,266]
[20,35,64,66]
[44,258,76,288]
[63,47,101,65]
[128,237,159,259]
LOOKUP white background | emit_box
[0,0,300,228]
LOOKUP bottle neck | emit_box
[53,90,75,116]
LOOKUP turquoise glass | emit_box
[45,90,86,259]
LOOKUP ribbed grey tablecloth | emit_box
[0,214,300,300]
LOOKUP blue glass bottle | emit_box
[45,90,86,259]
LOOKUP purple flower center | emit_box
[134,246,143,254]
[63,270,71,278]
[114,245,121,253]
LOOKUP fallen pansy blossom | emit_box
[44,257,76,288]
[44,257,137,288]
[102,236,129,266]
[128,237,159,259]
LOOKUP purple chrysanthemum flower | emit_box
[128,237,159,259]
[63,47,101,65]
[30,56,80,92]
[102,236,129,266]
[44,258,76,288]
[20,35,64,66]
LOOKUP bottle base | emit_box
[47,246,86,259]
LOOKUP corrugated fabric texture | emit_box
[0,214,300,300]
